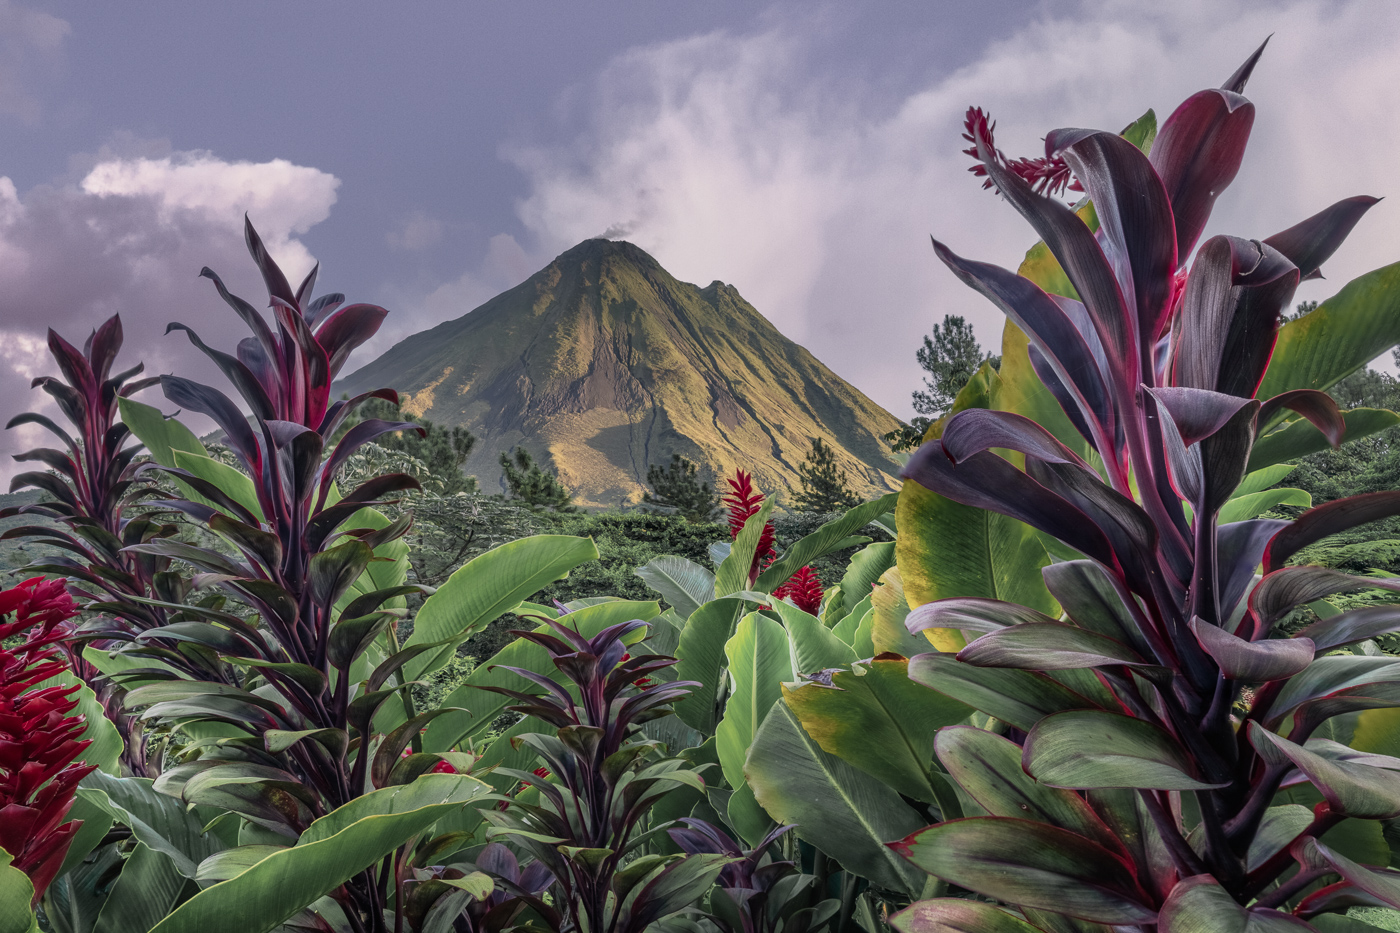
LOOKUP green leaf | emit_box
[1160,874,1313,932]
[716,500,774,597]
[715,613,792,845]
[746,702,927,895]
[172,450,261,520]
[765,598,857,675]
[757,494,899,591]
[1233,464,1299,499]
[907,653,1099,732]
[832,592,873,648]
[76,771,225,878]
[634,556,715,617]
[421,600,658,752]
[1258,261,1400,407]
[92,844,189,933]
[0,850,38,933]
[889,818,1156,925]
[936,725,1124,852]
[1218,488,1311,524]
[870,566,936,659]
[783,657,969,805]
[833,542,896,625]
[671,597,747,735]
[1025,710,1225,791]
[118,398,208,468]
[890,900,1049,933]
[149,775,489,933]
[1248,409,1400,473]
[405,534,599,681]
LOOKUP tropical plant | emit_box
[792,440,860,515]
[355,397,479,495]
[0,577,94,905]
[476,611,733,933]
[645,454,722,524]
[886,43,1400,930]
[499,447,576,512]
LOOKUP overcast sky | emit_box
[2,0,1398,475]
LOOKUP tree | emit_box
[499,446,576,511]
[642,453,721,522]
[792,437,861,512]
[359,397,478,494]
[886,313,1000,451]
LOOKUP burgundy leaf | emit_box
[243,215,299,311]
[1217,519,1288,628]
[1250,566,1400,633]
[1220,37,1271,94]
[941,409,1093,470]
[317,419,425,507]
[1258,389,1345,448]
[294,262,319,309]
[314,303,389,379]
[86,314,123,385]
[158,376,261,476]
[1265,195,1381,281]
[1149,88,1255,260]
[1189,618,1312,681]
[166,323,277,422]
[1264,491,1400,572]
[199,266,280,366]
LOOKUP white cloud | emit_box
[0,150,340,478]
[0,0,68,123]
[386,210,445,252]
[508,0,1400,418]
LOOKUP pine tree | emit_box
[642,454,720,523]
[886,313,999,452]
[499,447,576,512]
[793,437,860,513]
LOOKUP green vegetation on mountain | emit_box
[337,238,902,507]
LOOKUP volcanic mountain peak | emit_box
[339,239,902,507]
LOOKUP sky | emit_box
[1,0,1398,475]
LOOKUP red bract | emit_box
[0,577,94,904]
[962,105,1082,197]
[774,565,824,615]
[722,469,776,584]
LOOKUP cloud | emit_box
[0,0,68,122]
[507,0,1400,419]
[0,150,339,477]
[386,210,446,251]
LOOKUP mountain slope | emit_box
[339,239,902,508]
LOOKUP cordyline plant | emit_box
[477,613,735,933]
[113,218,481,930]
[891,44,1400,930]
[0,577,95,904]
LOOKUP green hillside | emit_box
[338,239,902,507]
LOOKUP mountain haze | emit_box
[339,239,902,507]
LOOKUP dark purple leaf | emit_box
[908,652,1102,732]
[1028,344,1098,446]
[1042,559,1151,654]
[160,375,261,475]
[1299,605,1400,653]
[1217,519,1288,628]
[45,328,95,400]
[1150,88,1255,260]
[941,409,1093,469]
[236,336,280,404]
[308,539,374,610]
[1250,566,1400,633]
[959,622,1150,670]
[294,262,319,309]
[1264,195,1380,281]
[166,322,277,421]
[6,411,76,449]
[243,215,299,310]
[86,314,123,384]
[906,597,1058,636]
[305,292,344,329]
[269,298,332,427]
[1053,129,1178,345]
[317,387,399,438]
[314,303,389,378]
[1258,389,1345,449]
[1264,491,1400,572]
[1147,386,1257,447]
[317,419,425,506]
[1250,723,1400,819]
[1220,36,1270,94]
[199,265,280,366]
[1189,618,1312,681]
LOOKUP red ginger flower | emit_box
[962,105,1082,197]
[0,577,94,904]
[722,469,776,585]
[773,566,824,616]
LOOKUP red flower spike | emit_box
[0,576,94,905]
[722,469,777,585]
[961,105,1082,197]
[428,760,457,775]
[773,566,824,616]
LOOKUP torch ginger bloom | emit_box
[723,468,823,611]
[0,577,95,903]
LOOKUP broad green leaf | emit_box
[890,818,1155,925]
[1218,488,1311,524]
[765,598,856,675]
[0,850,38,933]
[715,613,792,845]
[1248,409,1400,473]
[870,566,935,659]
[756,494,898,591]
[149,775,488,933]
[118,398,208,467]
[1352,707,1400,759]
[746,703,927,895]
[92,844,188,933]
[908,653,1099,732]
[1233,464,1298,499]
[1257,261,1400,408]
[891,900,1049,933]
[994,320,1093,463]
[1025,710,1225,791]
[75,771,225,878]
[334,507,410,617]
[172,450,261,520]
[405,535,599,681]
[634,556,715,617]
[784,657,969,805]
[671,597,747,735]
[832,541,896,626]
[935,726,1123,852]
[56,795,114,880]
[44,845,122,933]
[832,592,873,647]
[422,599,657,752]
[716,500,773,597]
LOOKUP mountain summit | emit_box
[339,239,902,507]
